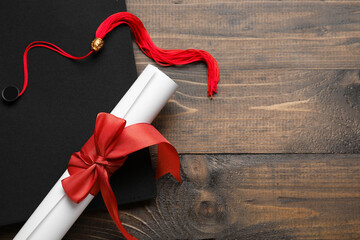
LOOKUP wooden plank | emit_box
[55,154,359,239]
[151,68,360,154]
[128,1,360,69]
[124,0,360,153]
[1,2,359,240]
[129,0,360,4]
[2,154,359,239]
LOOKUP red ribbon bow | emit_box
[61,113,181,240]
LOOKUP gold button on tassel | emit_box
[91,38,104,52]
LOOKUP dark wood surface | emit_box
[67,154,360,240]
[130,0,360,154]
[1,0,360,239]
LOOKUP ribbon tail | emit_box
[156,142,181,182]
[98,167,138,240]
[108,123,181,183]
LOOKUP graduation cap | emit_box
[0,1,220,238]
[0,0,157,226]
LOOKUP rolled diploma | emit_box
[14,64,178,240]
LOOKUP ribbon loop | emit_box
[61,112,181,240]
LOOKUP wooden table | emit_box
[2,0,360,239]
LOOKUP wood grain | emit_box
[61,154,359,239]
[1,1,359,240]
[125,0,360,153]
[3,154,358,239]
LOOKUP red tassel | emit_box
[14,12,219,101]
[95,12,220,98]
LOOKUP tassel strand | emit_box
[95,12,220,98]
[16,12,219,100]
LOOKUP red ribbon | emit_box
[61,113,181,240]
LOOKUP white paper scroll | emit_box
[14,64,178,240]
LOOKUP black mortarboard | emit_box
[0,0,156,226]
